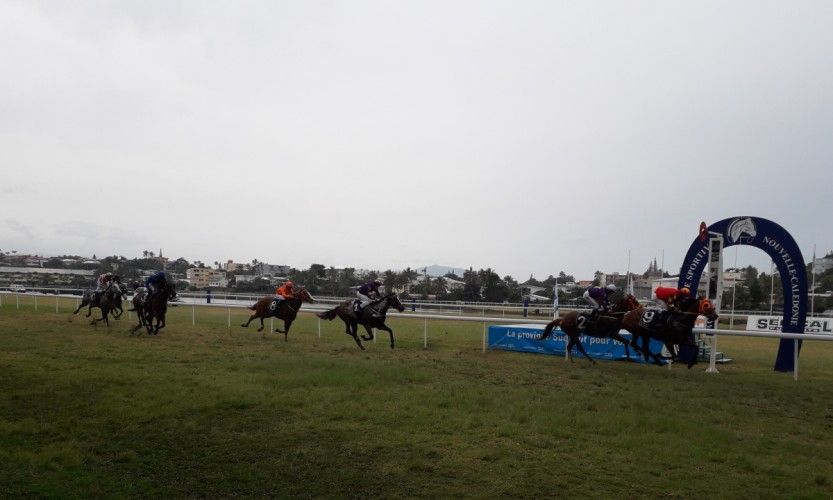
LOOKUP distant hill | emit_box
[419,265,466,277]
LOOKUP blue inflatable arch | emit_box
[677,216,808,372]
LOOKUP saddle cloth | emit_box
[639,308,665,330]
[576,312,592,330]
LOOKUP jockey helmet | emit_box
[606,284,617,291]
[374,280,382,286]
[680,287,691,296]
[285,281,294,287]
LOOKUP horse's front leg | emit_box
[360,324,374,342]
[377,323,395,349]
[86,304,93,317]
[278,319,293,341]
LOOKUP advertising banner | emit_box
[488,324,667,363]
[746,315,833,335]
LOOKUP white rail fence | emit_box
[1,290,830,380]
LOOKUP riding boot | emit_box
[590,308,599,322]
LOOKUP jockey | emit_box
[93,272,114,303]
[654,286,691,311]
[145,271,168,301]
[274,281,294,304]
[357,279,383,310]
[583,284,617,319]
[131,281,148,300]
[96,272,114,292]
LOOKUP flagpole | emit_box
[553,277,559,319]
[730,246,738,328]
[769,261,775,317]
[660,249,664,278]
[626,249,631,294]
[811,244,817,317]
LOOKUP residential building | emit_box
[814,257,833,274]
[223,260,249,272]
[255,263,290,276]
[187,268,228,289]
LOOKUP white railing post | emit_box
[423,318,427,348]
[270,317,273,332]
[317,317,321,338]
[34,294,37,311]
[55,291,58,313]
[16,293,19,310]
[192,303,195,326]
[482,321,486,353]
[705,335,719,374]
[794,339,799,381]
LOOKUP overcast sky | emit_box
[1,0,832,280]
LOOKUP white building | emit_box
[187,268,228,289]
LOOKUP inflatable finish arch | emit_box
[677,216,807,372]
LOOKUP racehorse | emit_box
[73,280,128,322]
[134,281,177,335]
[316,293,406,350]
[129,287,149,333]
[621,296,718,368]
[537,294,642,364]
[240,287,315,341]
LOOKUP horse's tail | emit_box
[539,318,561,340]
[317,307,339,321]
[248,303,257,311]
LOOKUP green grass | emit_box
[2,297,833,498]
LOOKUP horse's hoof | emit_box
[240,324,247,328]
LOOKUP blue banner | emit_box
[488,324,666,363]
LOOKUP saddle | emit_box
[353,299,380,318]
[639,308,667,331]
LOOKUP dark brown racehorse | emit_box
[73,280,128,320]
[241,288,315,341]
[621,296,718,368]
[316,293,405,350]
[133,281,176,335]
[537,294,642,364]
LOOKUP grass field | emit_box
[2,297,833,498]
